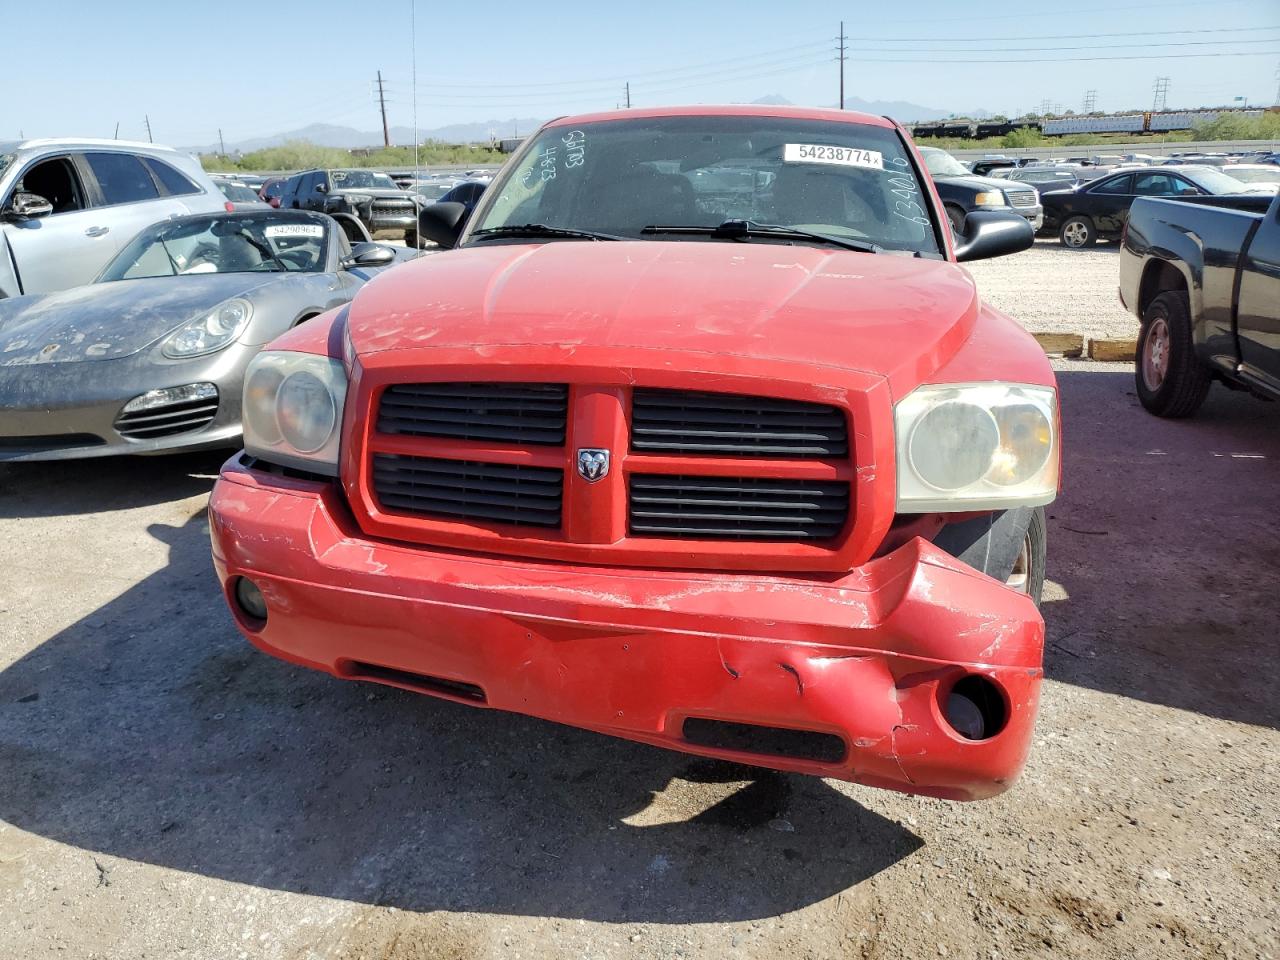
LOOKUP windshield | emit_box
[99,214,329,281]
[918,148,971,179]
[412,182,455,200]
[218,181,260,202]
[467,115,940,255]
[331,169,397,190]
[1222,167,1280,184]
[1180,166,1260,194]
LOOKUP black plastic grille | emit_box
[373,454,563,528]
[378,382,568,445]
[628,474,849,541]
[114,394,218,439]
[631,389,847,457]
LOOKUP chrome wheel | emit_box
[1141,316,1171,392]
[1005,533,1031,594]
[1063,220,1089,247]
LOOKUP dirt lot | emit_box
[1,247,1277,960]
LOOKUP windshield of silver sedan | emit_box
[466,115,942,255]
[99,215,329,281]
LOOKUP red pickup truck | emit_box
[209,106,1059,801]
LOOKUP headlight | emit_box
[895,383,1058,511]
[242,351,346,475]
[339,193,372,206]
[973,191,1007,207]
[161,299,252,358]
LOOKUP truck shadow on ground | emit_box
[1,365,1275,920]
[0,505,919,922]
[1042,366,1278,731]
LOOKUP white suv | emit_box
[0,139,229,299]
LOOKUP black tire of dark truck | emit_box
[933,506,1047,607]
[1136,290,1212,418]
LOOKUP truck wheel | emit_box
[1059,216,1096,249]
[946,205,966,235]
[1005,508,1046,608]
[1135,290,1211,418]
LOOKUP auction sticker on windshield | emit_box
[784,144,884,170]
[265,224,325,238]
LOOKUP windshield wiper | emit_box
[641,219,883,254]
[238,231,289,272]
[470,223,625,242]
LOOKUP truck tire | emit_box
[1135,290,1211,417]
[933,507,1047,607]
[1059,215,1096,249]
[946,204,966,235]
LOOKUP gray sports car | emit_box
[0,209,402,460]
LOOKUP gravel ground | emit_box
[965,239,1137,341]
[1,250,1276,960]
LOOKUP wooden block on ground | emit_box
[1032,332,1084,357]
[1088,337,1138,362]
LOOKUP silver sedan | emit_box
[0,209,404,460]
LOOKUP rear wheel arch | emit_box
[1137,258,1188,317]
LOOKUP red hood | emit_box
[345,241,980,392]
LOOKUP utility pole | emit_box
[113,121,119,140]
[144,115,153,143]
[1152,76,1170,113]
[1274,63,1279,106]
[376,69,390,147]
[624,82,631,108]
[218,128,226,156]
[1083,90,1097,113]
[836,21,849,109]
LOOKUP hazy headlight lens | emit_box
[277,371,336,453]
[990,402,1053,485]
[907,401,1000,491]
[162,299,252,358]
[242,351,346,475]
[973,191,1006,207]
[895,383,1058,511]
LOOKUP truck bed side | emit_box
[1120,195,1268,375]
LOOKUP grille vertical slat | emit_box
[632,389,847,457]
[629,474,849,541]
[373,454,563,528]
[377,382,568,445]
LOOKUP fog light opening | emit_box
[944,675,1008,741]
[233,576,268,625]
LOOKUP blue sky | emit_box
[5,0,1278,145]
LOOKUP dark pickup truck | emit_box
[1119,192,1279,416]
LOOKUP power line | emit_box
[848,25,1280,42]
[850,50,1279,64]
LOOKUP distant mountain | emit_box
[184,118,544,154]
[750,93,989,124]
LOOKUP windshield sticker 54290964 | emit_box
[784,144,883,170]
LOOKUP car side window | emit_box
[144,158,201,197]
[85,152,160,205]
[9,156,87,214]
[1134,173,1179,196]
[1168,175,1203,196]
[1090,174,1133,196]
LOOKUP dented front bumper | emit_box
[209,458,1044,801]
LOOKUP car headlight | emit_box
[339,193,372,206]
[895,383,1058,511]
[242,351,346,475]
[162,299,253,358]
[973,191,1007,207]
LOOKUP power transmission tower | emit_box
[144,115,153,143]
[1152,76,1170,112]
[836,21,848,109]
[376,70,390,147]
[1039,99,1053,117]
[1083,90,1097,113]
[624,82,631,108]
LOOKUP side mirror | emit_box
[953,211,1034,262]
[417,201,468,249]
[5,192,53,220]
[315,182,328,194]
[268,196,281,208]
[341,242,396,269]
